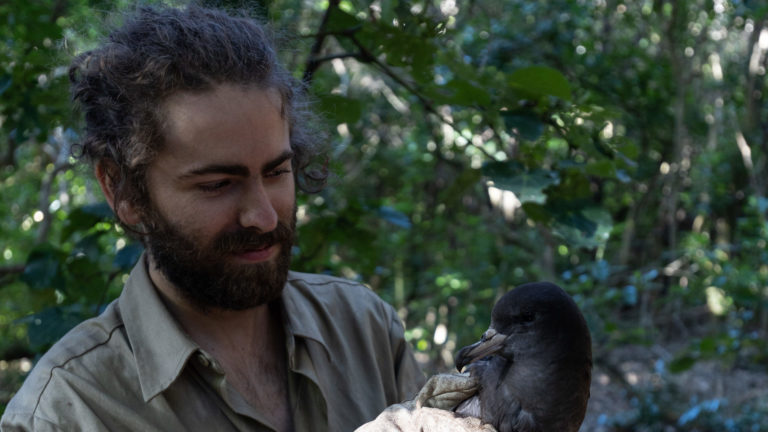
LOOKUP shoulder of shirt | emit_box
[2,299,124,420]
[287,270,382,300]
[285,270,397,321]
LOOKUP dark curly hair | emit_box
[69,4,328,227]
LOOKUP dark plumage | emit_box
[454,282,592,432]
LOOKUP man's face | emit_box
[141,84,296,312]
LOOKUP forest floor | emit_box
[582,343,768,431]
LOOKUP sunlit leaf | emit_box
[552,207,612,248]
[61,202,114,241]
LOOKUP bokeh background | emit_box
[2,0,768,430]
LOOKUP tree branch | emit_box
[0,265,25,277]
[302,0,341,85]
[310,52,364,64]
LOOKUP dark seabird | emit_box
[454,282,592,432]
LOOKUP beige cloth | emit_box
[356,373,496,432]
[1,256,425,431]
[357,406,495,432]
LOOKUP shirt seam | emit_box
[32,323,125,417]
[287,276,364,288]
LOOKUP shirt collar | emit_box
[281,271,331,356]
[119,254,199,402]
[119,261,332,402]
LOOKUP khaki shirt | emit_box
[1,258,425,431]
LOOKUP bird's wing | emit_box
[454,395,482,418]
[497,407,538,432]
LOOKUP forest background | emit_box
[2,0,768,430]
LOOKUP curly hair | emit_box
[69,4,328,227]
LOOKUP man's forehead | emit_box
[152,84,291,169]
[162,84,285,124]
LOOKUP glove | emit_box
[412,373,480,410]
[355,373,496,432]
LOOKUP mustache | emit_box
[213,222,294,254]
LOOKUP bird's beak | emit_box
[455,328,509,371]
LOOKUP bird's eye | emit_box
[514,312,536,324]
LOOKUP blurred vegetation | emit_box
[2,0,768,428]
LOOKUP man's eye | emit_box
[198,180,231,192]
[266,168,292,178]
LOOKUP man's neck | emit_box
[145,255,294,431]
[145,255,275,351]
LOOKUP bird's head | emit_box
[455,281,591,372]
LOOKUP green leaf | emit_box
[507,66,572,101]
[442,78,491,106]
[20,306,88,352]
[325,7,360,33]
[114,243,144,271]
[669,354,697,373]
[316,94,363,125]
[552,207,613,248]
[66,255,107,303]
[377,206,411,229]
[584,160,616,177]
[520,202,552,223]
[0,74,11,96]
[20,246,66,291]
[438,168,483,206]
[72,232,104,260]
[483,161,559,204]
[61,202,114,241]
[502,112,545,141]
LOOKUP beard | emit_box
[143,207,296,313]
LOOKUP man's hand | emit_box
[355,373,495,432]
[412,373,479,410]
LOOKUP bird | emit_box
[453,282,592,432]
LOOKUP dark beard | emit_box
[144,209,295,313]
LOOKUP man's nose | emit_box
[238,181,278,232]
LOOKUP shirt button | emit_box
[197,353,210,367]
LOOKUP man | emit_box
[1,5,426,431]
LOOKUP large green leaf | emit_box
[502,112,545,141]
[483,161,559,204]
[551,207,612,248]
[507,66,572,101]
[19,305,89,352]
[61,202,114,241]
[324,6,360,34]
[20,246,66,292]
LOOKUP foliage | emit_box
[3,0,768,428]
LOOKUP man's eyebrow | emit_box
[263,150,295,173]
[179,164,250,180]
[178,150,294,180]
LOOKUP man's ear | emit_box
[94,161,142,226]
